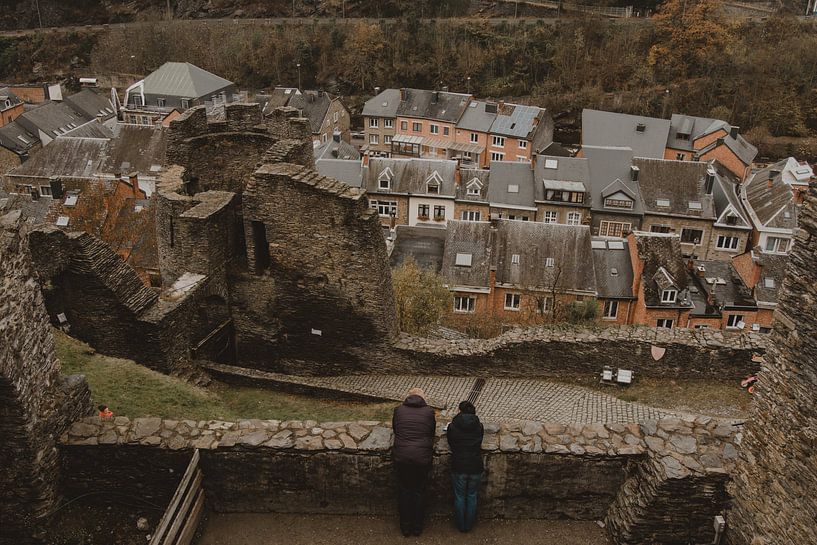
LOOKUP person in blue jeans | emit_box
[445,400,484,532]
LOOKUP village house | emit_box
[453,167,491,222]
[362,88,400,156]
[582,145,645,237]
[740,158,811,255]
[442,219,596,328]
[591,236,636,326]
[122,62,238,125]
[704,162,755,261]
[533,155,592,226]
[264,87,351,145]
[0,82,61,104]
[686,259,759,332]
[392,88,472,160]
[732,249,787,332]
[453,100,495,167]
[463,101,554,167]
[0,87,24,127]
[485,161,537,221]
[580,109,670,159]
[0,122,40,174]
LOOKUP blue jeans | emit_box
[452,473,481,532]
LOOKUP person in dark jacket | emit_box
[446,400,484,532]
[392,387,436,537]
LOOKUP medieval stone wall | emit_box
[727,190,817,544]
[0,212,91,545]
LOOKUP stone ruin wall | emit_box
[727,189,817,544]
[60,413,741,545]
[0,214,91,545]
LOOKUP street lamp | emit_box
[296,63,301,90]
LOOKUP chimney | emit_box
[318,89,324,97]
[454,161,462,187]
[49,176,64,199]
[630,165,640,182]
[767,170,779,188]
[362,153,370,167]
[310,93,315,103]
[442,86,449,93]
[706,290,716,306]
[128,172,141,197]
[400,88,407,102]
[374,86,381,95]
[490,212,500,229]
[333,129,341,143]
[431,91,439,104]
[716,137,725,146]
[730,126,739,139]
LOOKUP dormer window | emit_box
[466,178,482,197]
[661,289,677,303]
[511,254,520,264]
[605,197,633,209]
[378,167,394,190]
[426,171,443,194]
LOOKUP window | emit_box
[427,181,439,194]
[384,135,392,144]
[181,99,191,109]
[604,198,633,209]
[517,156,528,163]
[676,153,685,161]
[378,174,391,190]
[511,254,520,264]
[570,192,584,203]
[636,123,646,133]
[490,152,505,162]
[453,296,476,313]
[544,159,558,169]
[433,206,446,220]
[131,94,144,107]
[467,184,481,197]
[716,235,740,250]
[470,132,479,143]
[412,122,422,132]
[764,237,789,253]
[543,211,558,224]
[545,257,555,267]
[157,98,166,107]
[599,221,631,238]
[455,253,472,267]
[656,199,671,207]
[430,124,439,135]
[727,314,745,329]
[567,212,581,226]
[39,185,52,197]
[461,210,481,221]
[518,140,528,149]
[333,111,339,123]
[371,200,397,217]
[443,127,450,136]
[763,277,775,288]
[603,300,618,319]
[369,118,379,128]
[694,324,709,330]
[492,136,505,147]
[369,134,379,145]
[651,225,672,234]
[680,228,704,244]
[504,293,521,310]
[688,201,702,210]
[656,318,674,328]
[541,296,553,313]
[417,204,430,218]
[401,121,408,130]
[384,119,394,129]
[661,289,677,303]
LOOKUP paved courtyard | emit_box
[265,373,671,424]
[198,513,608,545]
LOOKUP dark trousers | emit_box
[452,473,482,532]
[395,462,431,535]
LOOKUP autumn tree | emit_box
[344,21,385,91]
[392,257,453,336]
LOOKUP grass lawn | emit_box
[55,331,394,422]
[561,375,752,419]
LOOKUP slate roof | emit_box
[142,62,234,99]
[742,158,798,230]
[263,87,300,111]
[395,89,471,123]
[362,89,401,118]
[634,158,715,219]
[63,89,115,120]
[363,158,458,196]
[688,260,756,318]
[16,101,86,139]
[669,114,758,165]
[456,100,496,132]
[581,146,644,215]
[753,252,787,306]
[540,141,573,157]
[314,137,360,162]
[8,137,108,179]
[485,161,536,209]
[457,168,490,201]
[534,156,590,202]
[288,91,333,134]
[390,225,448,272]
[0,87,23,110]
[61,120,115,139]
[591,237,634,299]
[581,109,670,159]
[103,124,167,177]
[711,162,751,229]
[0,188,55,225]
[0,121,38,154]
[633,232,693,308]
[315,159,362,187]
[441,220,494,289]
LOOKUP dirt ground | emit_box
[196,513,609,545]
[45,500,160,545]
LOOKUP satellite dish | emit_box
[651,345,666,361]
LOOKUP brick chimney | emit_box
[362,153,370,167]
[730,126,739,139]
[128,172,141,197]
[400,88,407,102]
[454,161,462,188]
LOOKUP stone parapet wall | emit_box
[61,414,740,542]
[727,190,817,544]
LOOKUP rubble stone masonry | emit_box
[727,189,817,544]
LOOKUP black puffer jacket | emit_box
[446,413,484,474]
[392,395,436,466]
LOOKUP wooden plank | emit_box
[162,471,202,545]
[150,450,200,545]
[175,490,206,545]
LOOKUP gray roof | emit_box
[753,252,787,305]
[457,168,490,201]
[0,87,23,110]
[103,124,167,176]
[9,137,108,179]
[491,104,543,139]
[363,158,458,196]
[362,89,401,118]
[442,221,494,289]
[485,161,536,209]
[581,146,644,215]
[395,89,471,123]
[314,137,360,162]
[0,188,55,225]
[711,162,751,228]
[63,89,115,120]
[315,158,362,188]
[142,62,234,99]
[534,155,590,201]
[742,158,797,230]
[591,237,635,299]
[668,114,757,165]
[540,141,573,157]
[263,87,300,111]
[0,121,38,154]
[456,101,496,132]
[390,225,448,272]
[16,101,86,139]
[288,91,333,134]
[582,109,670,159]
[634,158,715,219]
[634,232,694,308]
[61,120,115,139]
[688,260,756,317]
